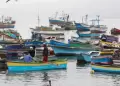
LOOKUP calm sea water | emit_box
[0,57,120,86]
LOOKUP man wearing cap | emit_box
[28,46,35,58]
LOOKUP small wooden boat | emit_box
[7,59,67,72]
[91,49,120,73]
[91,64,120,73]
[79,51,100,62]
[100,35,118,43]
[99,41,120,49]
[91,56,113,65]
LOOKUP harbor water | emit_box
[0,56,120,86]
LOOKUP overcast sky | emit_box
[0,0,120,39]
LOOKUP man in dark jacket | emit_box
[28,46,35,57]
[43,44,48,62]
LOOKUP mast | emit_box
[91,19,95,26]
[96,15,100,26]
[82,16,84,23]
[37,12,40,27]
[2,15,5,41]
[55,12,58,19]
[85,14,88,25]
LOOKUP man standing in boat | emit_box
[28,46,35,58]
[43,44,49,62]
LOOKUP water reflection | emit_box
[42,72,49,82]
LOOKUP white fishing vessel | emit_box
[30,12,78,43]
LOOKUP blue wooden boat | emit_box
[90,56,119,73]
[77,33,100,38]
[50,40,69,47]
[5,44,24,50]
[7,59,67,72]
[49,19,65,26]
[91,64,120,73]
[81,51,100,62]
[50,40,94,48]
[78,34,91,37]
[75,23,90,31]
[91,56,113,65]
[51,45,95,56]
[24,41,44,47]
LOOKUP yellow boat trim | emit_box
[7,61,67,66]
[100,41,120,48]
[91,65,120,70]
[100,52,114,54]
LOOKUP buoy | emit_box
[90,70,95,74]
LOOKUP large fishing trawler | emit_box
[30,11,78,43]
[0,16,22,43]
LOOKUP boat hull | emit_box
[91,64,120,73]
[51,45,94,55]
[79,51,100,62]
[7,60,67,72]
[78,33,100,38]
[91,56,113,65]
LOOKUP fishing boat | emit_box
[30,12,77,43]
[24,40,44,47]
[51,45,98,56]
[7,59,67,72]
[50,40,93,48]
[77,32,101,38]
[111,28,120,35]
[0,16,15,28]
[91,53,120,73]
[100,34,118,43]
[50,40,99,56]
[99,35,120,49]
[80,51,100,62]
[91,64,120,73]
[75,23,90,31]
[99,41,120,49]
[50,40,69,47]
[91,56,113,64]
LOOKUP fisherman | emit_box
[23,52,32,62]
[28,46,35,58]
[43,44,49,62]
